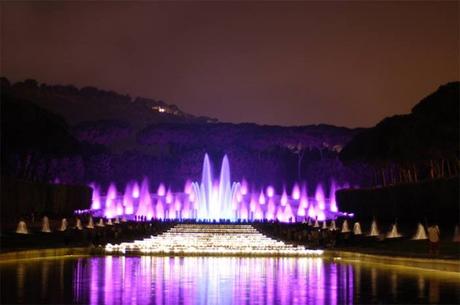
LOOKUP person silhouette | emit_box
[427,223,441,257]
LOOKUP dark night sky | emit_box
[1,1,458,127]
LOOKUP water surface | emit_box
[1,256,459,304]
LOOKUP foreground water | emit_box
[1,256,459,304]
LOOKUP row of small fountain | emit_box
[15,215,439,241]
[86,154,351,223]
[15,216,120,234]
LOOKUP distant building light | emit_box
[152,106,166,113]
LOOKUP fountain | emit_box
[41,216,51,233]
[386,224,402,238]
[313,219,320,228]
[96,218,104,227]
[353,222,362,235]
[368,220,379,236]
[16,221,28,234]
[412,223,427,240]
[329,220,337,231]
[123,183,134,215]
[292,184,300,200]
[75,218,83,230]
[90,183,101,210]
[87,216,94,229]
[329,181,338,212]
[341,219,350,233]
[453,225,460,242]
[59,218,68,231]
[191,154,239,221]
[86,153,350,223]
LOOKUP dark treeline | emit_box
[1,77,368,191]
[340,82,459,187]
[337,177,459,225]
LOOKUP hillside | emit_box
[0,77,369,190]
[340,82,459,186]
[1,78,217,127]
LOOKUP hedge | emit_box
[1,177,91,221]
[336,177,459,224]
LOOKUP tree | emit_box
[340,82,459,186]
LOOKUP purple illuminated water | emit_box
[88,154,350,222]
[1,257,459,304]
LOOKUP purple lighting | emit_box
[329,181,338,212]
[280,189,288,206]
[165,189,173,204]
[132,182,140,198]
[157,183,166,197]
[291,183,301,200]
[87,154,349,222]
[266,186,275,198]
[90,183,101,210]
[258,191,266,205]
[240,179,248,195]
[123,184,134,215]
[104,183,117,218]
[79,256,353,305]
[315,184,326,211]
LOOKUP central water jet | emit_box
[192,154,240,221]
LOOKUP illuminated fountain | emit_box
[386,223,402,239]
[59,218,68,231]
[352,222,362,235]
[86,216,94,229]
[412,223,427,240]
[16,221,28,234]
[41,216,51,233]
[330,220,337,231]
[341,219,350,233]
[106,224,323,256]
[192,154,239,220]
[75,218,83,230]
[368,220,379,236]
[87,153,350,222]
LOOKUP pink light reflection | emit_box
[79,257,354,305]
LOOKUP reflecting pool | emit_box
[1,256,459,304]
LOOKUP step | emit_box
[106,224,323,257]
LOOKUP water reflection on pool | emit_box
[1,256,459,304]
